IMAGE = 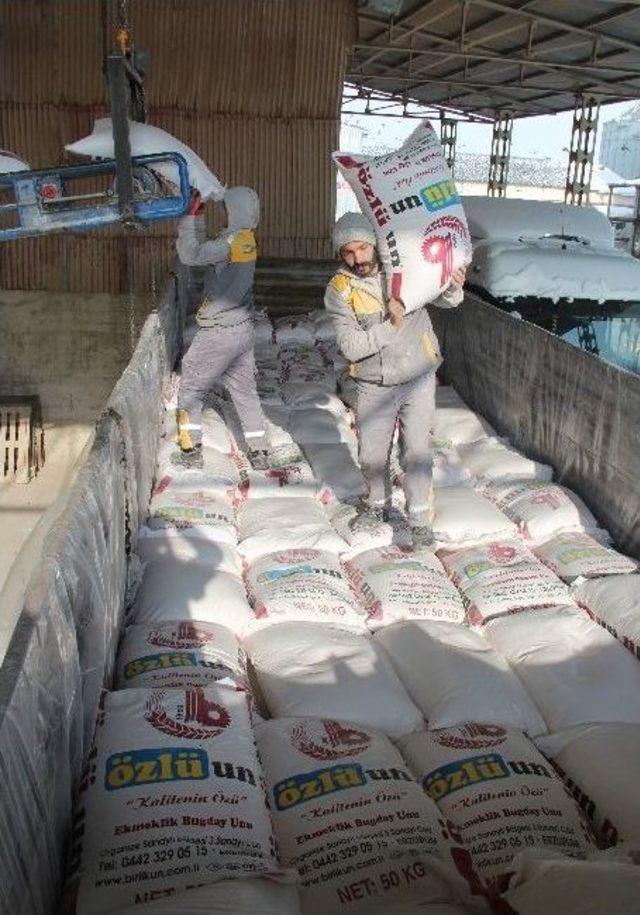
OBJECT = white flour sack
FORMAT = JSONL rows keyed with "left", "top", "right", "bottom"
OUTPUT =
{"left": 533, "top": 532, "right": 638, "bottom": 583}
{"left": 499, "top": 849, "right": 640, "bottom": 915}
{"left": 147, "top": 487, "right": 237, "bottom": 545}
{"left": 399, "top": 725, "right": 594, "bottom": 887}
{"left": 245, "top": 549, "right": 366, "bottom": 629}
{"left": 480, "top": 481, "right": 604, "bottom": 544}
{"left": 538, "top": 724, "right": 640, "bottom": 851}
{"left": 237, "top": 497, "right": 347, "bottom": 563}
{"left": 113, "top": 879, "right": 302, "bottom": 915}
{"left": 65, "top": 688, "right": 281, "bottom": 915}
{"left": 136, "top": 531, "right": 242, "bottom": 574}
{"left": 333, "top": 121, "right": 471, "bottom": 313}
{"left": 573, "top": 574, "right": 640, "bottom": 658}
{"left": 129, "top": 559, "right": 255, "bottom": 635}
{"left": 244, "top": 624, "right": 422, "bottom": 739}
{"left": 437, "top": 540, "right": 570, "bottom": 625}
{"left": 433, "top": 487, "right": 517, "bottom": 548}
{"left": 483, "top": 606, "right": 640, "bottom": 732}
{"left": 345, "top": 546, "right": 465, "bottom": 628}
{"left": 115, "top": 621, "right": 247, "bottom": 690}
{"left": 375, "top": 621, "right": 546, "bottom": 736}
{"left": 255, "top": 717, "right": 464, "bottom": 914}
{"left": 234, "top": 455, "right": 320, "bottom": 501}
{"left": 329, "top": 503, "right": 393, "bottom": 555}
{"left": 155, "top": 440, "right": 239, "bottom": 496}
{"left": 432, "top": 407, "right": 496, "bottom": 450}
{"left": 457, "top": 439, "right": 553, "bottom": 485}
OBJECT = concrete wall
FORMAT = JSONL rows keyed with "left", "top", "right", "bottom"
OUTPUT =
{"left": 0, "top": 290, "right": 153, "bottom": 423}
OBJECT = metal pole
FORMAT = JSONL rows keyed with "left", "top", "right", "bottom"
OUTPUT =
{"left": 107, "top": 53, "right": 136, "bottom": 225}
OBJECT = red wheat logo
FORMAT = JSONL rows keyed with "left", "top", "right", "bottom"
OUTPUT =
{"left": 291, "top": 719, "right": 371, "bottom": 760}
{"left": 145, "top": 688, "right": 231, "bottom": 740}
{"left": 434, "top": 723, "right": 507, "bottom": 750}
{"left": 421, "top": 215, "right": 469, "bottom": 286}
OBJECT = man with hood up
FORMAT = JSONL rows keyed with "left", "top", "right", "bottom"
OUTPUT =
{"left": 175, "top": 185, "right": 269, "bottom": 469}
{"left": 325, "top": 211, "right": 466, "bottom": 548}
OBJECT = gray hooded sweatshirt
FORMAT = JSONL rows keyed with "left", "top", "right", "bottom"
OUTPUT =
{"left": 324, "top": 266, "right": 462, "bottom": 386}
{"left": 176, "top": 186, "right": 260, "bottom": 328}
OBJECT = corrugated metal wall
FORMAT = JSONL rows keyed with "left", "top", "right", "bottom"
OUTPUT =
{"left": 0, "top": 0, "right": 355, "bottom": 292}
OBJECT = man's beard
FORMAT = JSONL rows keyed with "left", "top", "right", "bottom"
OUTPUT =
{"left": 345, "top": 252, "right": 379, "bottom": 278}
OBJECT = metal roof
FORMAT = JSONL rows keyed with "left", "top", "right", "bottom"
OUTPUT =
{"left": 350, "top": 0, "right": 640, "bottom": 119}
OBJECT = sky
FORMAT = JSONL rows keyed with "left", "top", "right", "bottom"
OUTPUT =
{"left": 341, "top": 98, "right": 638, "bottom": 165}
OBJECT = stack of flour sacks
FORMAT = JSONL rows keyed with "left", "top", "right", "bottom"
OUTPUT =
{"left": 64, "top": 311, "right": 640, "bottom": 914}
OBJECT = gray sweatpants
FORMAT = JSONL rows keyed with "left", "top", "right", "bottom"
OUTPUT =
{"left": 179, "top": 321, "right": 266, "bottom": 449}
{"left": 355, "top": 372, "right": 436, "bottom": 525}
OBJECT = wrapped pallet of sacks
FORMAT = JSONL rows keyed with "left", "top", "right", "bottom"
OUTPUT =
{"left": 114, "top": 879, "right": 302, "bottom": 915}
{"left": 233, "top": 453, "right": 321, "bottom": 501}
{"left": 538, "top": 724, "right": 640, "bottom": 851}
{"left": 63, "top": 688, "right": 284, "bottom": 915}
{"left": 334, "top": 121, "right": 471, "bottom": 313}
{"left": 244, "top": 549, "right": 366, "bottom": 629}
{"left": 245, "top": 623, "right": 423, "bottom": 737}
{"left": 303, "top": 446, "right": 367, "bottom": 503}
{"left": 399, "top": 725, "right": 595, "bottom": 887}
{"left": 146, "top": 487, "right": 237, "bottom": 545}
{"left": 457, "top": 439, "right": 553, "bottom": 485}
{"left": 437, "top": 540, "right": 571, "bottom": 625}
{"left": 129, "top": 558, "right": 255, "bottom": 635}
{"left": 483, "top": 606, "right": 640, "bottom": 732}
{"left": 256, "top": 717, "right": 466, "bottom": 914}
{"left": 115, "top": 620, "right": 247, "bottom": 690}
{"left": 376, "top": 621, "right": 546, "bottom": 736}
{"left": 479, "top": 481, "right": 604, "bottom": 545}
{"left": 329, "top": 503, "right": 393, "bottom": 554}
{"left": 345, "top": 546, "right": 465, "bottom": 627}
{"left": 573, "top": 574, "right": 640, "bottom": 658}
{"left": 498, "top": 849, "right": 640, "bottom": 915}
{"left": 432, "top": 486, "right": 517, "bottom": 548}
{"left": 155, "top": 440, "right": 239, "bottom": 495}
{"left": 237, "top": 497, "right": 347, "bottom": 563}
{"left": 136, "top": 530, "right": 242, "bottom": 572}
{"left": 533, "top": 532, "right": 637, "bottom": 584}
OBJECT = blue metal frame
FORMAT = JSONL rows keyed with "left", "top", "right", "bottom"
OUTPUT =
{"left": 0, "top": 151, "right": 190, "bottom": 241}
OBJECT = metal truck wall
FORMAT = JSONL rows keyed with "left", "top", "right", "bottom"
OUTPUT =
{"left": 0, "top": 0, "right": 356, "bottom": 292}
{"left": 432, "top": 294, "right": 640, "bottom": 558}
{"left": 0, "top": 280, "right": 181, "bottom": 915}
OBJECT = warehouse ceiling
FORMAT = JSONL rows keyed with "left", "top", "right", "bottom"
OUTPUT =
{"left": 350, "top": 0, "right": 640, "bottom": 119}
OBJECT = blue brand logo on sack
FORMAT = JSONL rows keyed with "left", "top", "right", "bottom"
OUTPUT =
{"left": 261, "top": 564, "right": 314, "bottom": 582}
{"left": 105, "top": 748, "right": 209, "bottom": 790}
{"left": 123, "top": 651, "right": 198, "bottom": 680}
{"left": 420, "top": 179, "right": 460, "bottom": 212}
{"left": 274, "top": 763, "right": 366, "bottom": 810}
{"left": 422, "top": 753, "right": 509, "bottom": 802}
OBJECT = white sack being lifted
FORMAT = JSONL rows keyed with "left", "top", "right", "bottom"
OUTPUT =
{"left": 115, "top": 620, "right": 247, "bottom": 690}
{"left": 399, "top": 725, "right": 595, "bottom": 884}
{"left": 437, "top": 539, "right": 570, "bottom": 625}
{"left": 483, "top": 606, "right": 640, "bottom": 732}
{"left": 255, "top": 717, "right": 463, "bottom": 914}
{"left": 376, "top": 620, "right": 546, "bottom": 736}
{"left": 345, "top": 545, "right": 465, "bottom": 627}
{"left": 129, "top": 558, "right": 255, "bottom": 635}
{"left": 244, "top": 549, "right": 367, "bottom": 629}
{"left": 64, "top": 688, "right": 281, "bottom": 915}
{"left": 333, "top": 121, "right": 471, "bottom": 313}
{"left": 0, "top": 151, "right": 30, "bottom": 173}
{"left": 573, "top": 573, "right": 640, "bottom": 657}
{"left": 66, "top": 118, "right": 225, "bottom": 200}
{"left": 538, "top": 723, "right": 640, "bottom": 851}
{"left": 244, "top": 623, "right": 423, "bottom": 739}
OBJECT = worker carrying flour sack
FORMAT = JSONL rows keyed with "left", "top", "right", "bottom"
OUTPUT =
{"left": 325, "top": 211, "right": 466, "bottom": 548}
{"left": 175, "top": 185, "right": 270, "bottom": 469}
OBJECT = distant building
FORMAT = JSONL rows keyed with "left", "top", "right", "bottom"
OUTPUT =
{"left": 600, "top": 105, "right": 640, "bottom": 180}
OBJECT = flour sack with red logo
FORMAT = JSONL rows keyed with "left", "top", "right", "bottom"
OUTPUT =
{"left": 65, "top": 688, "right": 281, "bottom": 915}
{"left": 333, "top": 121, "right": 471, "bottom": 313}
{"left": 256, "top": 717, "right": 465, "bottom": 914}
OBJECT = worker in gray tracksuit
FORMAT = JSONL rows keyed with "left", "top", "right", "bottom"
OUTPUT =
{"left": 324, "top": 211, "right": 466, "bottom": 547}
{"left": 175, "top": 185, "right": 269, "bottom": 468}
